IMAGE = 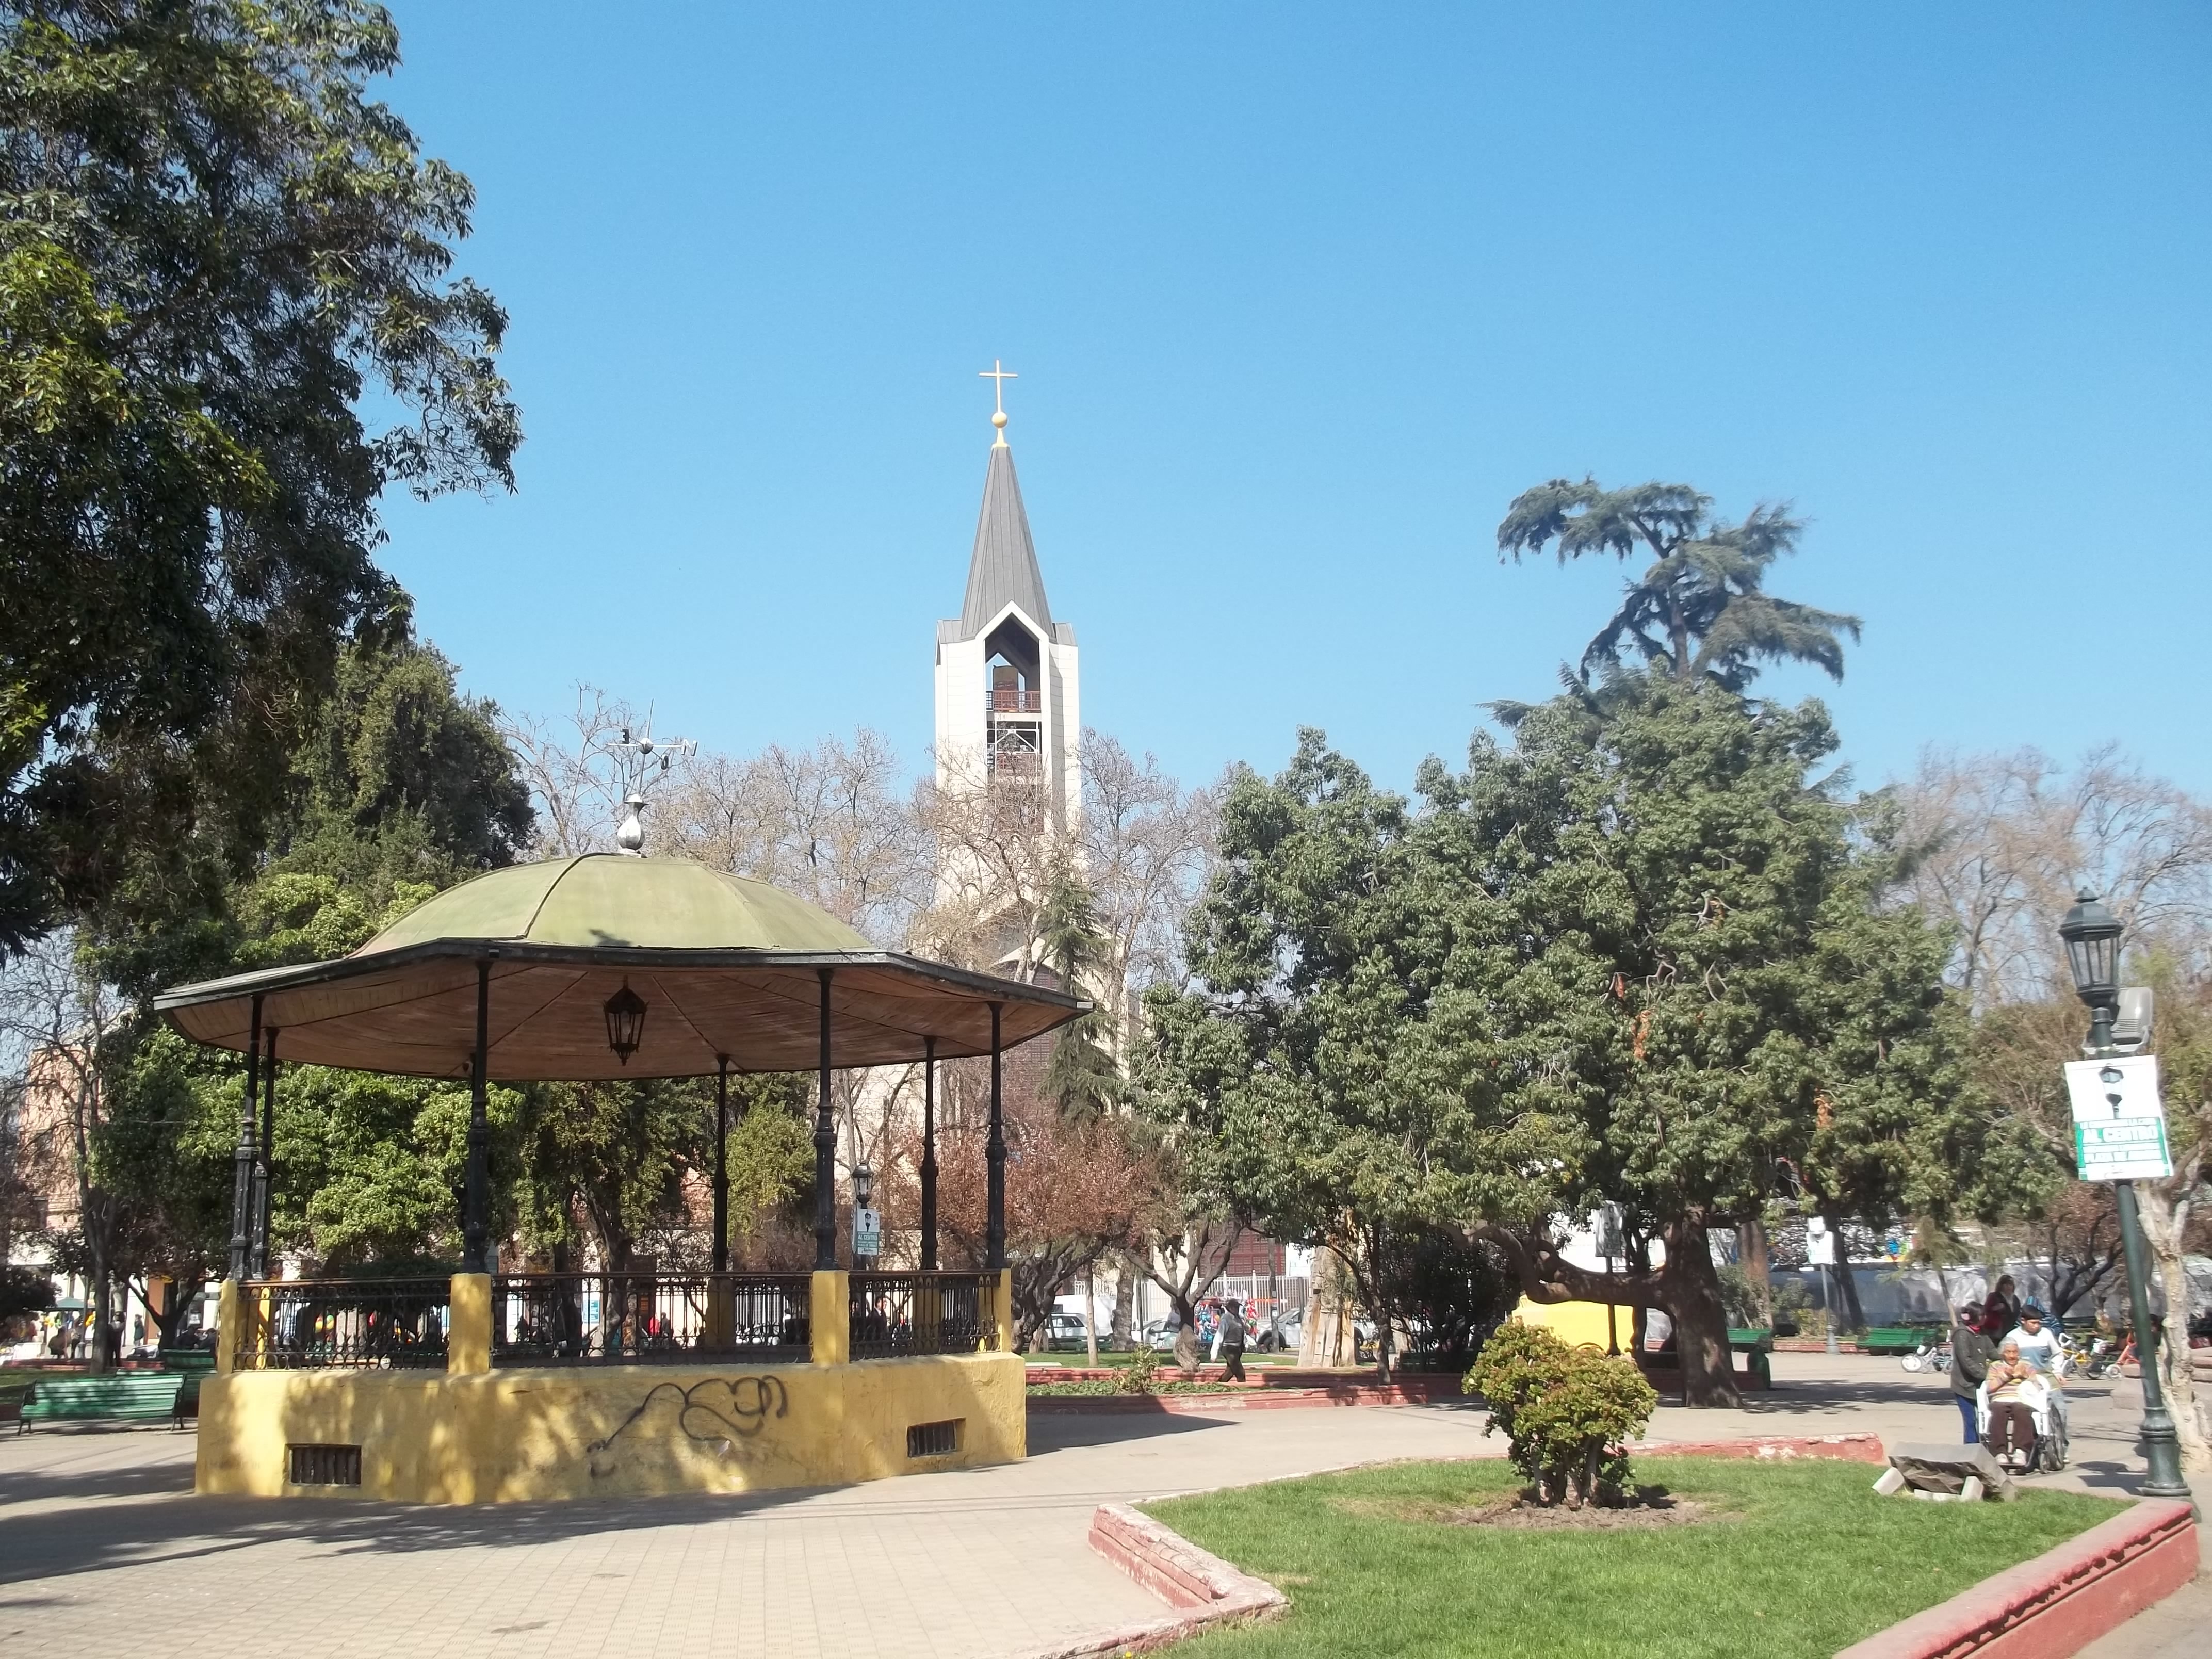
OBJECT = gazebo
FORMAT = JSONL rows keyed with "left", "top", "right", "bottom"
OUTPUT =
{"left": 154, "top": 853, "right": 1082, "bottom": 1503}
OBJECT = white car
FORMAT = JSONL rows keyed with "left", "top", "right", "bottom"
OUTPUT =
{"left": 1042, "top": 1312, "right": 1088, "bottom": 1352}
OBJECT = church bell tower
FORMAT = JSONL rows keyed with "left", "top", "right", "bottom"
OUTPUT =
{"left": 933, "top": 365, "right": 1080, "bottom": 833}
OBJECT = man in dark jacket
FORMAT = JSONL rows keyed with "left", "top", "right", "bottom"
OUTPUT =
{"left": 1219, "top": 1301, "right": 1249, "bottom": 1382}
{"left": 1951, "top": 1304, "right": 1995, "bottom": 1443}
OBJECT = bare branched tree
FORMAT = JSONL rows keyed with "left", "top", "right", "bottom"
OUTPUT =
{"left": 655, "top": 729, "right": 932, "bottom": 947}
{"left": 0, "top": 935, "right": 126, "bottom": 1369}
{"left": 1899, "top": 746, "right": 2212, "bottom": 1468}
{"left": 1899, "top": 745, "right": 2212, "bottom": 1006}
{"left": 498, "top": 685, "right": 643, "bottom": 858}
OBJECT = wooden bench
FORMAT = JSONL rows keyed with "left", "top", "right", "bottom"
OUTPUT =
{"left": 1857, "top": 1326, "right": 1941, "bottom": 1355}
{"left": 19, "top": 1372, "right": 184, "bottom": 1429}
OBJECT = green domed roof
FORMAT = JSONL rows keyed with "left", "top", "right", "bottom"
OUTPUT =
{"left": 360, "top": 854, "right": 873, "bottom": 955}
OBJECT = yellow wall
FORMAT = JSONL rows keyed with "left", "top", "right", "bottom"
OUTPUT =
{"left": 1512, "top": 1295, "right": 1633, "bottom": 1352}
{"left": 196, "top": 1352, "right": 1027, "bottom": 1504}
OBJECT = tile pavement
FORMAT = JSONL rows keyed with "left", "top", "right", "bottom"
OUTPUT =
{"left": 1, "top": 1353, "right": 2201, "bottom": 1657}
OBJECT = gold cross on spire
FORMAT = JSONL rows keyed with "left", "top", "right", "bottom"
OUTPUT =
{"left": 979, "top": 360, "right": 1016, "bottom": 444}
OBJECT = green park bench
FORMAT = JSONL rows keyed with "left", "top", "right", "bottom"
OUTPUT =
{"left": 1727, "top": 1327, "right": 1774, "bottom": 1388}
{"left": 159, "top": 1351, "right": 216, "bottom": 1426}
{"left": 19, "top": 1372, "right": 184, "bottom": 1429}
{"left": 1856, "top": 1326, "right": 1941, "bottom": 1355}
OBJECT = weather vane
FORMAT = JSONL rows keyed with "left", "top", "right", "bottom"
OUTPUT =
{"left": 608, "top": 712, "right": 696, "bottom": 855}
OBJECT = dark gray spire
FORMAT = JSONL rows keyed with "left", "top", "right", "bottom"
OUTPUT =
{"left": 958, "top": 440, "right": 1052, "bottom": 639}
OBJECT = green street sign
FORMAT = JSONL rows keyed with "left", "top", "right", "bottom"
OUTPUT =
{"left": 2063, "top": 1055, "right": 2173, "bottom": 1182}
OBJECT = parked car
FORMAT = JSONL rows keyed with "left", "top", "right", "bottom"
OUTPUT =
{"left": 1142, "top": 1318, "right": 1182, "bottom": 1353}
{"left": 1042, "top": 1312, "right": 1089, "bottom": 1352}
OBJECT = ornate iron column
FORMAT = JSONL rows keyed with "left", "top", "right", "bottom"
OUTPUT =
{"left": 250, "top": 1028, "right": 279, "bottom": 1278}
{"left": 814, "top": 968, "right": 836, "bottom": 1270}
{"left": 228, "top": 994, "right": 264, "bottom": 1280}
{"left": 920, "top": 1036, "right": 938, "bottom": 1271}
{"left": 713, "top": 1055, "right": 730, "bottom": 1274}
{"left": 463, "top": 957, "right": 492, "bottom": 1272}
{"left": 986, "top": 1002, "right": 1006, "bottom": 1270}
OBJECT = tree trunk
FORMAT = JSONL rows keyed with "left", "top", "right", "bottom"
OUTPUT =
{"left": 2134, "top": 1179, "right": 2212, "bottom": 1472}
{"left": 1110, "top": 1252, "right": 1135, "bottom": 1347}
{"left": 1662, "top": 1215, "right": 1741, "bottom": 1408}
{"left": 1170, "top": 1291, "right": 1200, "bottom": 1372}
{"left": 1823, "top": 1219, "right": 1868, "bottom": 1334}
{"left": 1736, "top": 1220, "right": 1772, "bottom": 1327}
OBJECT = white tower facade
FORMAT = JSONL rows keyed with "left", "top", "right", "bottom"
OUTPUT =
{"left": 933, "top": 404, "right": 1080, "bottom": 832}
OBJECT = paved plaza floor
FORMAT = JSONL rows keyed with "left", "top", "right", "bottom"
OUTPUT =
{"left": 0, "top": 1353, "right": 2202, "bottom": 1657}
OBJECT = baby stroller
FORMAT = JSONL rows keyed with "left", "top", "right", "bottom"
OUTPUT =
{"left": 1976, "top": 1374, "right": 2069, "bottom": 1472}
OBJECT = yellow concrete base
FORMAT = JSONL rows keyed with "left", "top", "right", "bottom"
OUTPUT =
{"left": 1512, "top": 1295, "right": 1633, "bottom": 1352}
{"left": 196, "top": 1352, "right": 1026, "bottom": 1504}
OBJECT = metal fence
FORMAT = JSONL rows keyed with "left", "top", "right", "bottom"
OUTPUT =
{"left": 490, "top": 1272, "right": 811, "bottom": 1367}
{"left": 233, "top": 1278, "right": 451, "bottom": 1371}
{"left": 848, "top": 1272, "right": 998, "bottom": 1360}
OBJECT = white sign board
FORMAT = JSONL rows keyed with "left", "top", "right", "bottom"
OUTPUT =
{"left": 852, "top": 1207, "right": 882, "bottom": 1258}
{"left": 1804, "top": 1216, "right": 1836, "bottom": 1267}
{"left": 2064, "top": 1054, "right": 2173, "bottom": 1181}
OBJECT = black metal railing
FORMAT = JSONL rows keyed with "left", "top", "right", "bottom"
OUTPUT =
{"left": 849, "top": 1271, "right": 998, "bottom": 1360}
{"left": 490, "top": 1272, "right": 811, "bottom": 1367}
{"left": 234, "top": 1278, "right": 451, "bottom": 1371}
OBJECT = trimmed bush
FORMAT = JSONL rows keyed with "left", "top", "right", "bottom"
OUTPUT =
{"left": 1467, "top": 1319, "right": 1658, "bottom": 1508}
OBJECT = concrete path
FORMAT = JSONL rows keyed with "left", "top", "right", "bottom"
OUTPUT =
{"left": 0, "top": 1395, "right": 1502, "bottom": 1658}
{"left": 1, "top": 1352, "right": 2200, "bottom": 1657}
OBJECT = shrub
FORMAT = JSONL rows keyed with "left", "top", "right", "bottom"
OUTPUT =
{"left": 1466, "top": 1320, "right": 1659, "bottom": 1508}
{"left": 1118, "top": 1346, "right": 1161, "bottom": 1394}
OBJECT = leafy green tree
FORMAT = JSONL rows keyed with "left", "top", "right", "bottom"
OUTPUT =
{"left": 1143, "top": 739, "right": 1493, "bottom": 1381}
{"left": 1037, "top": 859, "right": 1122, "bottom": 1117}
{"left": 80, "top": 613, "right": 528, "bottom": 1282}
{"left": 1153, "top": 678, "right": 1986, "bottom": 1406}
{"left": 0, "top": 0, "right": 519, "bottom": 954}
{"left": 514, "top": 1079, "right": 710, "bottom": 1273}
{"left": 1497, "top": 479, "right": 1860, "bottom": 690}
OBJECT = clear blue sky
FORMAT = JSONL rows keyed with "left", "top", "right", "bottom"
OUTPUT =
{"left": 377, "top": 3, "right": 2211, "bottom": 800}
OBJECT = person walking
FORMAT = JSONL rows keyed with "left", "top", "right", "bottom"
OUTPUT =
{"left": 1985, "top": 1338, "right": 2039, "bottom": 1472}
{"left": 1981, "top": 1275, "right": 2021, "bottom": 1341}
{"left": 1950, "top": 1305, "right": 1994, "bottom": 1444}
{"left": 1219, "top": 1299, "right": 1249, "bottom": 1382}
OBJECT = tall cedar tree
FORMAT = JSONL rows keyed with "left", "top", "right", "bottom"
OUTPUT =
{"left": 1497, "top": 479, "right": 1860, "bottom": 692}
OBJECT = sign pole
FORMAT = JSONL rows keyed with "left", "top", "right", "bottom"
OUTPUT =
{"left": 2085, "top": 1004, "right": 2190, "bottom": 1499}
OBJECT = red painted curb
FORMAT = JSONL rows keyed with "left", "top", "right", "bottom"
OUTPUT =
{"left": 1018, "top": 1504, "right": 1285, "bottom": 1657}
{"left": 1637, "top": 1433, "right": 1889, "bottom": 1465}
{"left": 1834, "top": 1499, "right": 2198, "bottom": 1659}
{"left": 1029, "top": 1384, "right": 1454, "bottom": 1414}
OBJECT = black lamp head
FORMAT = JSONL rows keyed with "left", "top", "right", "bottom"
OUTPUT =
{"left": 2057, "top": 890, "right": 2123, "bottom": 1009}
{"left": 603, "top": 980, "right": 647, "bottom": 1064}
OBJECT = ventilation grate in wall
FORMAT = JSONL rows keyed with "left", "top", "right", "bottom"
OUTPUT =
{"left": 288, "top": 1443, "right": 363, "bottom": 1486}
{"left": 906, "top": 1419, "right": 961, "bottom": 1458}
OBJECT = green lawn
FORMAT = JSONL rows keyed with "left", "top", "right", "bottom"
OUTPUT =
{"left": 1142, "top": 1456, "right": 2124, "bottom": 1658}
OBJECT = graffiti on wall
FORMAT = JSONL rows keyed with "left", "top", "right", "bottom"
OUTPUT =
{"left": 588, "top": 1374, "right": 789, "bottom": 1478}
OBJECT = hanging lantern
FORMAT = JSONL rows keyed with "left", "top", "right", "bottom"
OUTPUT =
{"left": 603, "top": 980, "right": 647, "bottom": 1064}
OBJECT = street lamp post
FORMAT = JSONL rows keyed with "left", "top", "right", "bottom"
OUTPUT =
{"left": 2058, "top": 891, "right": 2191, "bottom": 1500}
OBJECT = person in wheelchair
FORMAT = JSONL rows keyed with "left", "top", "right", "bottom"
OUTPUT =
{"left": 2000, "top": 1304, "right": 2070, "bottom": 1462}
{"left": 1980, "top": 1338, "right": 2044, "bottom": 1472}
